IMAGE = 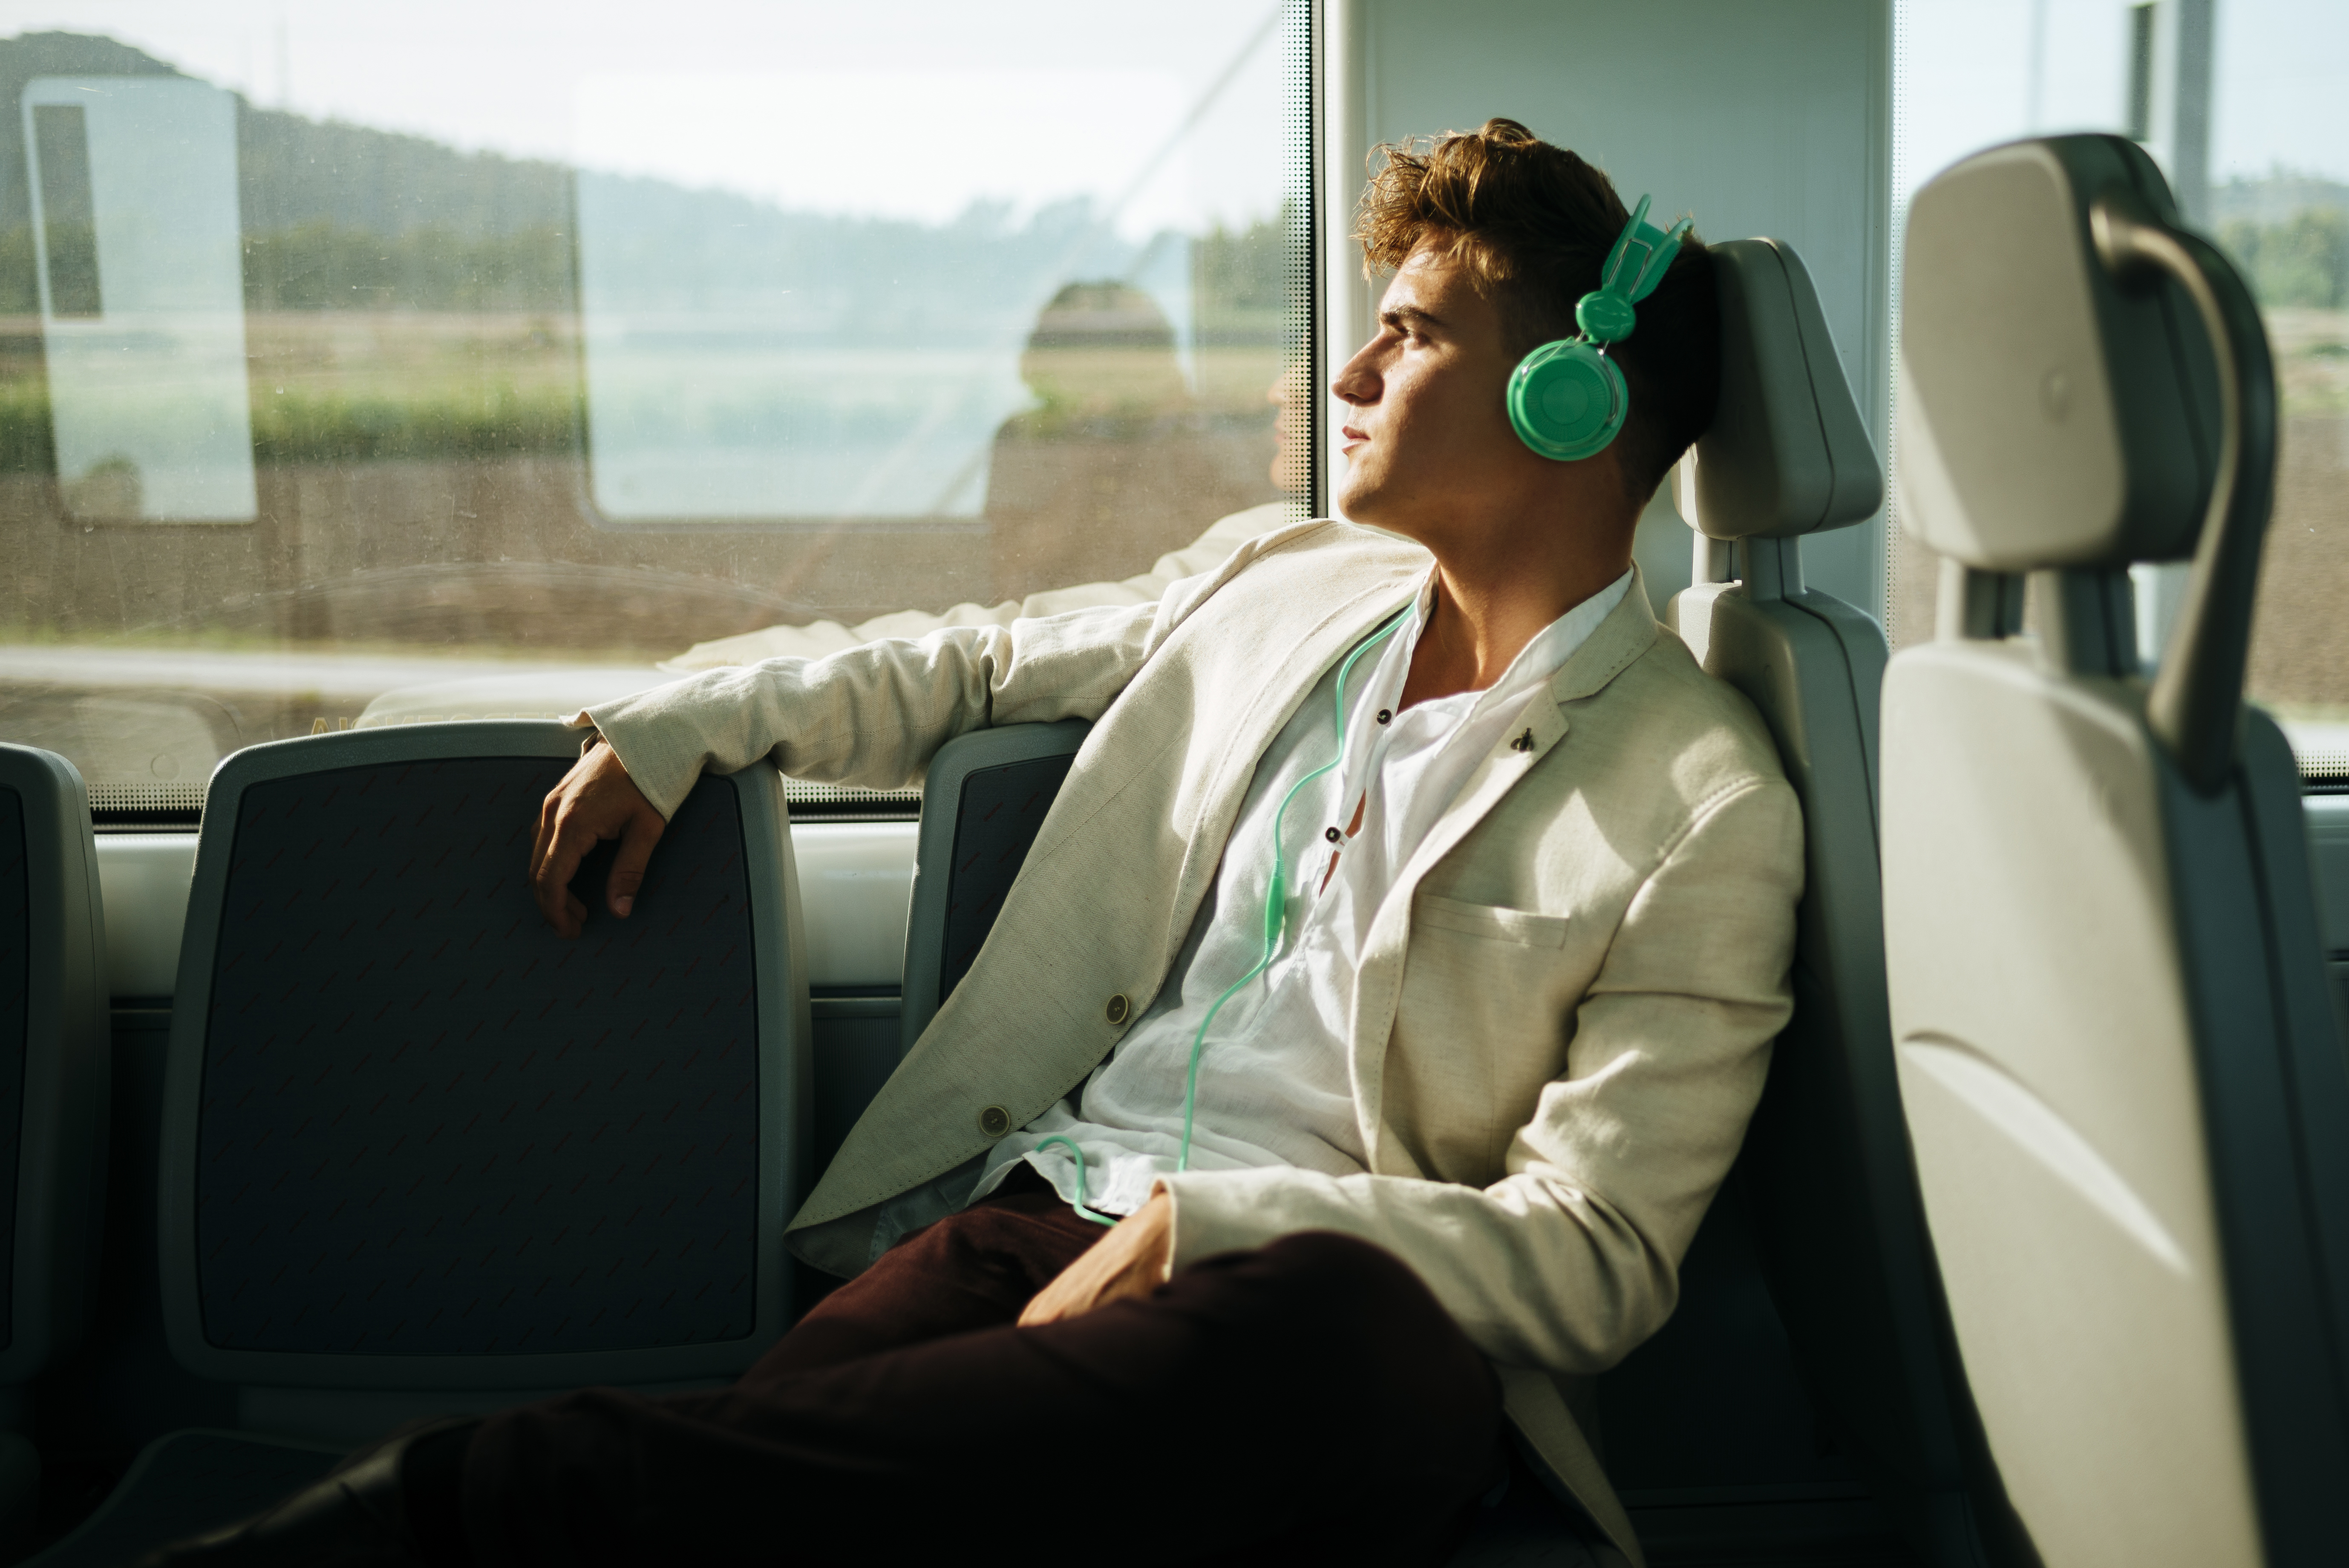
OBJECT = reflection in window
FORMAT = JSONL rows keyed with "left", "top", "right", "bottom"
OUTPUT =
{"left": 572, "top": 67, "right": 1253, "bottom": 528}
{"left": 574, "top": 162, "right": 1098, "bottom": 523}
{"left": 23, "top": 76, "right": 254, "bottom": 522}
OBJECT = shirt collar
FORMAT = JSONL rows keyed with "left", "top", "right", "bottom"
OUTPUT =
{"left": 1396, "top": 565, "right": 1635, "bottom": 715}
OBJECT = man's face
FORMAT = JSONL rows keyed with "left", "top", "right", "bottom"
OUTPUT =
{"left": 1332, "top": 244, "right": 1542, "bottom": 537}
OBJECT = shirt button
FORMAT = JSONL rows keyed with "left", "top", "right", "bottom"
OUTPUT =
{"left": 1377, "top": 709, "right": 1392, "bottom": 725}
{"left": 978, "top": 1105, "right": 1011, "bottom": 1138}
{"left": 1105, "top": 993, "right": 1131, "bottom": 1025}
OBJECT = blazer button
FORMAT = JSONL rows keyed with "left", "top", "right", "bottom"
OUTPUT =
{"left": 978, "top": 1105, "right": 1011, "bottom": 1138}
{"left": 1105, "top": 993, "right": 1131, "bottom": 1025}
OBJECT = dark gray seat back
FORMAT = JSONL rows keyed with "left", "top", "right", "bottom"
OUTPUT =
{"left": 0, "top": 744, "right": 109, "bottom": 1387}
{"left": 160, "top": 722, "right": 809, "bottom": 1404}
{"left": 899, "top": 720, "right": 1091, "bottom": 1058}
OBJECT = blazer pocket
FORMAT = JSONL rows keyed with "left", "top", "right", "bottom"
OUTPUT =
{"left": 1413, "top": 892, "right": 1571, "bottom": 949}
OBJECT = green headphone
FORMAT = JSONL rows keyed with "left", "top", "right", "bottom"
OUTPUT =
{"left": 1505, "top": 194, "right": 1692, "bottom": 461}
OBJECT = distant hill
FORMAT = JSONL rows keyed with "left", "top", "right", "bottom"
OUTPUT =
{"left": 0, "top": 30, "right": 568, "bottom": 240}
{"left": 0, "top": 30, "right": 575, "bottom": 314}
{"left": 0, "top": 29, "right": 1294, "bottom": 329}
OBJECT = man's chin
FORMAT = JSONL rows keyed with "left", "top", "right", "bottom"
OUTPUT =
{"left": 1334, "top": 473, "right": 1385, "bottom": 527}
{"left": 1336, "top": 490, "right": 1418, "bottom": 542}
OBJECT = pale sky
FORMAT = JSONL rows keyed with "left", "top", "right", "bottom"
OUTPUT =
{"left": 569, "top": 71, "right": 1191, "bottom": 231}
{"left": 0, "top": 0, "right": 1293, "bottom": 236}
{"left": 1898, "top": 0, "right": 2349, "bottom": 196}
{"left": 3, "top": 1, "right": 2337, "bottom": 219}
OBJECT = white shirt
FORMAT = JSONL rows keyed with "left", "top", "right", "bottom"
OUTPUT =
{"left": 969, "top": 566, "right": 1634, "bottom": 1219}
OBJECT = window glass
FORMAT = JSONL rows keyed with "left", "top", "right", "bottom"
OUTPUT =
{"left": 0, "top": 3, "right": 1311, "bottom": 815}
{"left": 1891, "top": 0, "right": 2349, "bottom": 780}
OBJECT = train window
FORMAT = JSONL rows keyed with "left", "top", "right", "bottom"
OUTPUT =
{"left": 0, "top": 3, "right": 1312, "bottom": 819}
{"left": 1891, "top": 0, "right": 2349, "bottom": 781}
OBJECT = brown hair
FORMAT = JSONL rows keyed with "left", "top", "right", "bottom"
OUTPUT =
{"left": 1355, "top": 118, "right": 1719, "bottom": 503}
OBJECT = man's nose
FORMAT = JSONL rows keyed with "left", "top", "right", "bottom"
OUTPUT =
{"left": 1331, "top": 349, "right": 1378, "bottom": 407}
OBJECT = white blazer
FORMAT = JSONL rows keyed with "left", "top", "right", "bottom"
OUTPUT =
{"left": 588, "top": 519, "right": 1804, "bottom": 1565}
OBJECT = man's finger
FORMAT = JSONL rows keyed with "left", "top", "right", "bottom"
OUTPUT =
{"left": 530, "top": 752, "right": 591, "bottom": 892}
{"left": 529, "top": 789, "right": 560, "bottom": 891}
{"left": 532, "top": 807, "right": 597, "bottom": 937}
{"left": 607, "top": 806, "right": 665, "bottom": 919}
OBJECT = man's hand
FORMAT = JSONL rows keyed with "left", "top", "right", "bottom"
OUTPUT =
{"left": 1018, "top": 1190, "right": 1175, "bottom": 1326}
{"left": 530, "top": 738, "right": 665, "bottom": 938}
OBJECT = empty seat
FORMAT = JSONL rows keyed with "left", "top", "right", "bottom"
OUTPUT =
{"left": 899, "top": 718, "right": 1090, "bottom": 1057}
{"left": 1669, "top": 240, "right": 2021, "bottom": 1565}
{"left": 1884, "top": 133, "right": 2349, "bottom": 1565}
{"left": 0, "top": 744, "right": 111, "bottom": 1552}
{"left": 30, "top": 721, "right": 811, "bottom": 1565}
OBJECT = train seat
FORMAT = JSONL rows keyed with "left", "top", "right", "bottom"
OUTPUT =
{"left": 898, "top": 718, "right": 1092, "bottom": 1058}
{"left": 1883, "top": 133, "right": 2349, "bottom": 1565}
{"left": 0, "top": 744, "right": 111, "bottom": 1555}
{"left": 1665, "top": 239, "right": 2020, "bottom": 1565}
{"left": 26, "top": 721, "right": 812, "bottom": 1566}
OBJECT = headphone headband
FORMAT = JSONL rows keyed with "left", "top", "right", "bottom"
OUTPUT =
{"left": 1593, "top": 194, "right": 1695, "bottom": 325}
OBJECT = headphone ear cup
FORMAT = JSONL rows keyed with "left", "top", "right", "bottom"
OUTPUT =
{"left": 1507, "top": 339, "right": 1627, "bottom": 462}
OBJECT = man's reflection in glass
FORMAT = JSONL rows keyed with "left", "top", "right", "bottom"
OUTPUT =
{"left": 664, "top": 300, "right": 1309, "bottom": 673}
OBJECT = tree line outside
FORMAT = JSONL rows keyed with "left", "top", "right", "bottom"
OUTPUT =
{"left": 2221, "top": 209, "right": 2349, "bottom": 312}
{"left": 0, "top": 206, "right": 1294, "bottom": 475}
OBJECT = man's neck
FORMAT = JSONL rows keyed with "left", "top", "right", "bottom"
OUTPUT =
{"left": 1397, "top": 525, "right": 1632, "bottom": 710}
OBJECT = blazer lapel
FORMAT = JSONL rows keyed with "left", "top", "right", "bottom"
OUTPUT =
{"left": 1146, "top": 574, "right": 1428, "bottom": 986}
{"left": 1347, "top": 568, "right": 1663, "bottom": 1157}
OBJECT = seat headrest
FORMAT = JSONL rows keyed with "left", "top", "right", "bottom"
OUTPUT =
{"left": 1686, "top": 237, "right": 1883, "bottom": 541}
{"left": 1896, "top": 134, "right": 2217, "bottom": 571}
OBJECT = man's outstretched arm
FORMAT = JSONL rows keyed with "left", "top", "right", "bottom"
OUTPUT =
{"left": 522, "top": 522, "right": 1326, "bottom": 936}
{"left": 578, "top": 597, "right": 1180, "bottom": 826}
{"left": 522, "top": 608, "right": 1151, "bottom": 938}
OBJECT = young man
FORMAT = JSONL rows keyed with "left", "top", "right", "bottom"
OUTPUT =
{"left": 159, "top": 120, "right": 1799, "bottom": 1568}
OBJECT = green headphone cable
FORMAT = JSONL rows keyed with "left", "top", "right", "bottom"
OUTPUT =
{"left": 1034, "top": 604, "right": 1416, "bottom": 1230}
{"left": 1173, "top": 604, "right": 1414, "bottom": 1173}
{"left": 1033, "top": 1134, "right": 1119, "bottom": 1226}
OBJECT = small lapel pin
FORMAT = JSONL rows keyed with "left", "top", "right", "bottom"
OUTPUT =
{"left": 1510, "top": 729, "right": 1537, "bottom": 754}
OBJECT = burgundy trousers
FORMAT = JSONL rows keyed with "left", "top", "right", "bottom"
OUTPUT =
{"left": 462, "top": 1168, "right": 1506, "bottom": 1566}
